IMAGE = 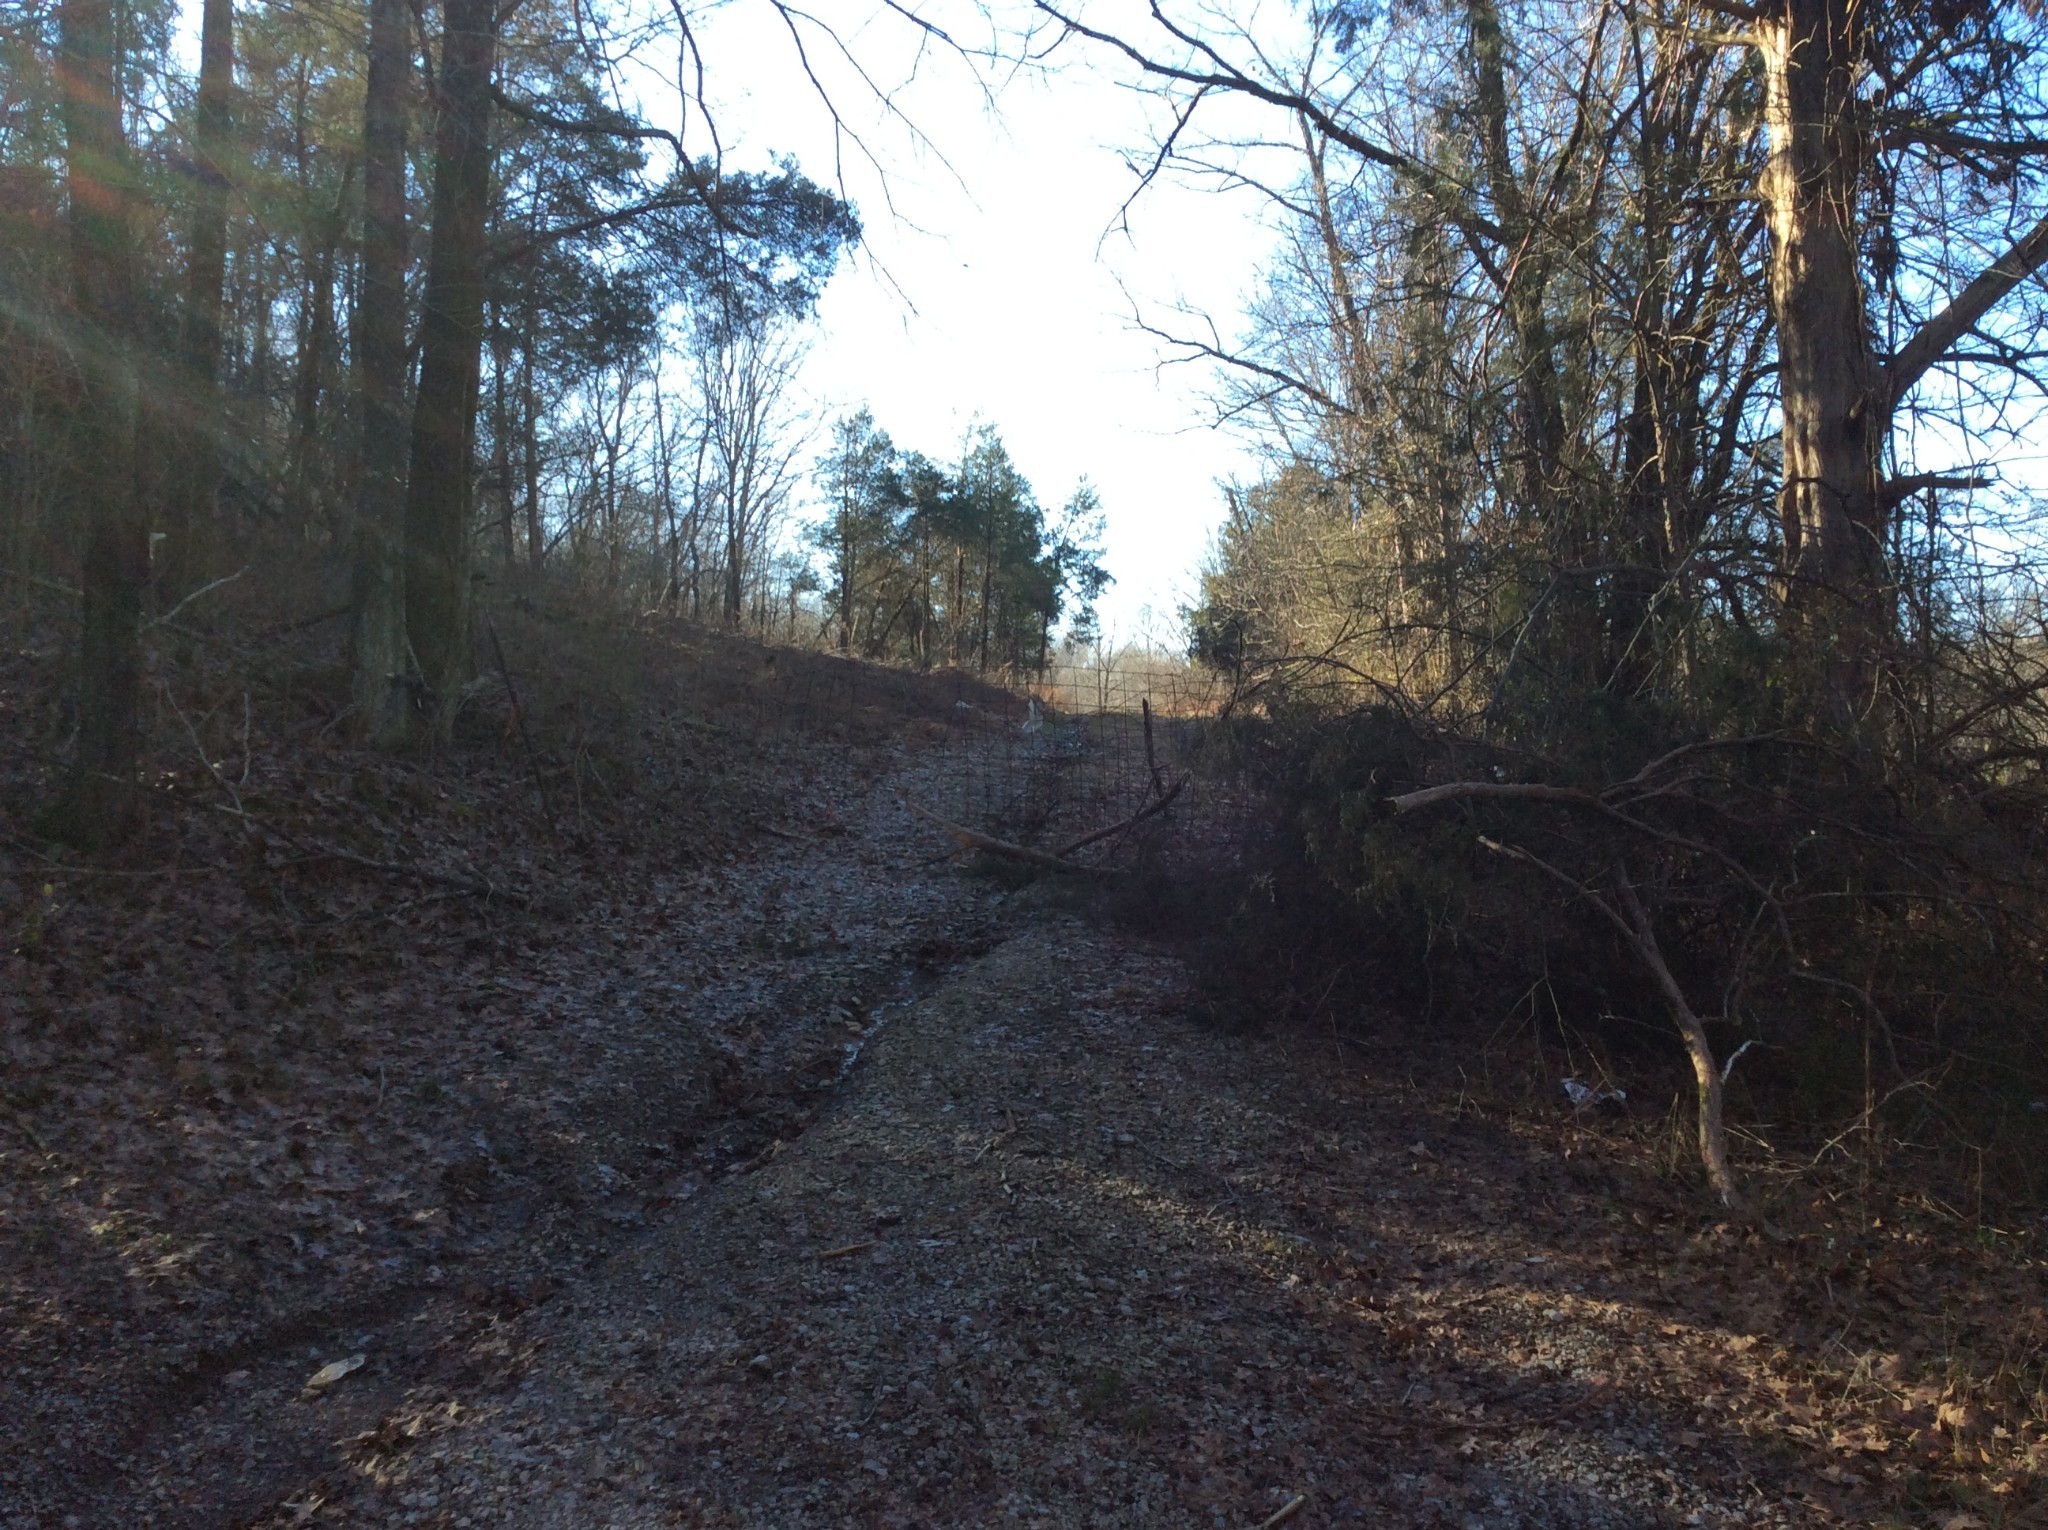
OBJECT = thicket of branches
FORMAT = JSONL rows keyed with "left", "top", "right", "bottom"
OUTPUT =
{"left": 1045, "top": 0, "right": 2048, "bottom": 1207}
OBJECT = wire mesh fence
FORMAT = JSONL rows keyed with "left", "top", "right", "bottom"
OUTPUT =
{"left": 635, "top": 623, "right": 1254, "bottom": 872}
{"left": 935, "top": 660, "right": 1242, "bottom": 870}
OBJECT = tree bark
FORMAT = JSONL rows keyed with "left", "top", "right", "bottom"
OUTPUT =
{"left": 53, "top": 0, "right": 149, "bottom": 843}
{"left": 403, "top": 0, "right": 499, "bottom": 736}
{"left": 348, "top": 0, "right": 412, "bottom": 740}
{"left": 162, "top": 0, "right": 233, "bottom": 601}
{"left": 1757, "top": 0, "right": 1888, "bottom": 715}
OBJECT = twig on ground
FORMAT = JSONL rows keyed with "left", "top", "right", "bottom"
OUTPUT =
{"left": 299, "top": 845, "right": 505, "bottom": 901}
{"left": 160, "top": 680, "right": 245, "bottom": 815}
{"left": 813, "top": 1240, "right": 878, "bottom": 1261}
{"left": 1252, "top": 1494, "right": 1306, "bottom": 1530}
{"left": 1, "top": 837, "right": 231, "bottom": 877}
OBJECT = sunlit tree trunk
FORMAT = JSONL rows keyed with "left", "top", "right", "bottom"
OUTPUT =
{"left": 1757, "top": 0, "right": 1888, "bottom": 721}
{"left": 53, "top": 0, "right": 148, "bottom": 842}
{"left": 403, "top": 0, "right": 499, "bottom": 736}
{"left": 349, "top": 0, "right": 411, "bottom": 739}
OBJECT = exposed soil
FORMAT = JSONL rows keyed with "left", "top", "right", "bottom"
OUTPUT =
{"left": 2, "top": 605, "right": 2044, "bottom": 1528}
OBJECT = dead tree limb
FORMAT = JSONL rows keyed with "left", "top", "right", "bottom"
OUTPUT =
{"left": 1476, "top": 835, "right": 1743, "bottom": 1210}
{"left": 1389, "top": 780, "right": 1602, "bottom": 814}
{"left": 910, "top": 804, "right": 1119, "bottom": 877}
{"left": 1057, "top": 778, "right": 1185, "bottom": 858}
{"left": 1387, "top": 774, "right": 1794, "bottom": 954}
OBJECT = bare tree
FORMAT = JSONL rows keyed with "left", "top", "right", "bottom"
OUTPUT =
{"left": 687, "top": 308, "right": 809, "bottom": 626}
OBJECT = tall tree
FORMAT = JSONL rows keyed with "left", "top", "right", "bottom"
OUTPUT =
{"left": 688, "top": 307, "right": 807, "bottom": 625}
{"left": 1739, "top": 0, "right": 2048, "bottom": 718}
{"left": 348, "top": 0, "right": 412, "bottom": 738}
{"left": 402, "top": 0, "right": 501, "bottom": 735}
{"left": 51, "top": 0, "right": 148, "bottom": 841}
{"left": 162, "top": 0, "right": 234, "bottom": 599}
{"left": 819, "top": 407, "right": 902, "bottom": 652}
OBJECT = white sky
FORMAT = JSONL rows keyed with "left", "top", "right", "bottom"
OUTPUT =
{"left": 663, "top": 1, "right": 1284, "bottom": 644}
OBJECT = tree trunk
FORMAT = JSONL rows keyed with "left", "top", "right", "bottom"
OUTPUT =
{"left": 521, "top": 293, "right": 543, "bottom": 568}
{"left": 53, "top": 0, "right": 148, "bottom": 844}
{"left": 1758, "top": 0, "right": 1889, "bottom": 717}
{"left": 402, "top": 0, "right": 499, "bottom": 736}
{"left": 1465, "top": 0, "right": 1596, "bottom": 684}
{"left": 1612, "top": 867, "right": 1742, "bottom": 1210}
{"left": 162, "top": 0, "right": 233, "bottom": 601}
{"left": 489, "top": 301, "right": 515, "bottom": 568}
{"left": 838, "top": 502, "right": 855, "bottom": 653}
{"left": 348, "top": 0, "right": 412, "bottom": 740}
{"left": 292, "top": 160, "right": 352, "bottom": 540}
{"left": 724, "top": 497, "right": 745, "bottom": 624}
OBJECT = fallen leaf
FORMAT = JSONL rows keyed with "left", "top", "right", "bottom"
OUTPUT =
{"left": 304, "top": 1353, "right": 366, "bottom": 1393}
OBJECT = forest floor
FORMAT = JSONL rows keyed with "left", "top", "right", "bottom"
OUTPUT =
{"left": 2, "top": 597, "right": 2045, "bottom": 1529}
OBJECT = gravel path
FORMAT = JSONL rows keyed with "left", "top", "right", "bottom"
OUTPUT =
{"left": 319, "top": 917, "right": 1821, "bottom": 1529}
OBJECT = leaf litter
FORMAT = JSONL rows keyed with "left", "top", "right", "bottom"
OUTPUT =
{"left": 0, "top": 601, "right": 2042, "bottom": 1528}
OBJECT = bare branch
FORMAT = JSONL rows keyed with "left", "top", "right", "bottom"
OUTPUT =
{"left": 1886, "top": 210, "right": 2048, "bottom": 407}
{"left": 492, "top": 85, "right": 682, "bottom": 157}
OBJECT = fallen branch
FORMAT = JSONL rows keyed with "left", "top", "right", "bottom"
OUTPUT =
{"left": 910, "top": 804, "right": 1119, "bottom": 877}
{"left": 1387, "top": 780, "right": 1602, "bottom": 815}
{"left": 1251, "top": 1495, "right": 1306, "bottom": 1530}
{"left": 271, "top": 836, "right": 509, "bottom": 902}
{"left": 1386, "top": 773, "right": 1793, "bottom": 953}
{"left": 1477, "top": 835, "right": 1742, "bottom": 1210}
{"left": 1057, "top": 777, "right": 1185, "bottom": 858}
{"left": 751, "top": 820, "right": 819, "bottom": 844}
{"left": 146, "top": 565, "right": 248, "bottom": 630}
{"left": 325, "top": 850, "right": 503, "bottom": 900}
